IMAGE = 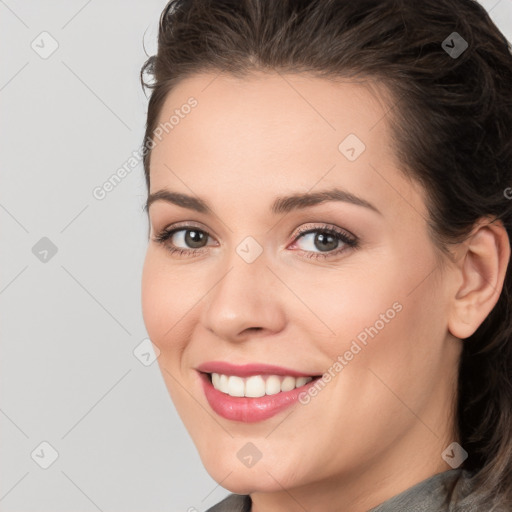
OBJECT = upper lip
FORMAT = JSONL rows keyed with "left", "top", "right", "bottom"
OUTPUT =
{"left": 196, "top": 361, "right": 321, "bottom": 378}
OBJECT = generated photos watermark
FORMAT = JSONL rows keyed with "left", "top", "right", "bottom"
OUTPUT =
{"left": 298, "top": 301, "right": 403, "bottom": 405}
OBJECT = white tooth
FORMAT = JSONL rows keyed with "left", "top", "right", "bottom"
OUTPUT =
{"left": 245, "top": 375, "right": 266, "bottom": 397}
{"left": 265, "top": 375, "right": 281, "bottom": 395}
{"left": 281, "top": 376, "right": 296, "bottom": 392}
{"left": 212, "top": 373, "right": 314, "bottom": 396}
{"left": 294, "top": 377, "right": 305, "bottom": 388}
{"left": 295, "top": 376, "right": 310, "bottom": 388}
{"left": 219, "top": 374, "right": 229, "bottom": 394}
{"left": 227, "top": 375, "right": 245, "bottom": 397}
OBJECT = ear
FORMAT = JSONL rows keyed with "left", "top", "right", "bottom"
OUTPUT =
{"left": 448, "top": 217, "right": 511, "bottom": 340}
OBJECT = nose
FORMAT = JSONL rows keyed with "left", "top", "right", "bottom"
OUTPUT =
{"left": 200, "top": 254, "right": 286, "bottom": 343}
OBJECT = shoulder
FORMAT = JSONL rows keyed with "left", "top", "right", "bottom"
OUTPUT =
{"left": 370, "top": 468, "right": 510, "bottom": 512}
{"left": 205, "top": 493, "right": 252, "bottom": 512}
{"left": 369, "top": 469, "right": 473, "bottom": 512}
{"left": 450, "top": 468, "right": 512, "bottom": 511}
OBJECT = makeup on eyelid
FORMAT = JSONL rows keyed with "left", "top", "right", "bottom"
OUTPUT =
{"left": 152, "top": 222, "right": 360, "bottom": 260}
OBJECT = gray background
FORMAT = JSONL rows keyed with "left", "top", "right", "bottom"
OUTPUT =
{"left": 1, "top": 1, "right": 511, "bottom": 511}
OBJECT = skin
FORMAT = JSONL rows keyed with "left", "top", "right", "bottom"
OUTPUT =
{"left": 141, "top": 71, "right": 510, "bottom": 512}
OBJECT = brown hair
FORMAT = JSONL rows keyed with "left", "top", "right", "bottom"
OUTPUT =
{"left": 140, "top": 0, "right": 512, "bottom": 508}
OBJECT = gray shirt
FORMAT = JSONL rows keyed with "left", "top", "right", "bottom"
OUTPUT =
{"left": 204, "top": 468, "right": 503, "bottom": 511}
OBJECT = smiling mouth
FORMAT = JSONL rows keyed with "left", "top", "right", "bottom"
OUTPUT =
{"left": 204, "top": 372, "right": 322, "bottom": 398}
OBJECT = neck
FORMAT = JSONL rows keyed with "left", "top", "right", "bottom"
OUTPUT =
{"left": 249, "top": 421, "right": 457, "bottom": 512}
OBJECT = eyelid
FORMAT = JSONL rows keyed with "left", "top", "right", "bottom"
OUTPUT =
{"left": 154, "top": 221, "right": 355, "bottom": 244}
{"left": 153, "top": 221, "right": 359, "bottom": 260}
{"left": 291, "top": 222, "right": 356, "bottom": 242}
{"left": 153, "top": 220, "right": 215, "bottom": 239}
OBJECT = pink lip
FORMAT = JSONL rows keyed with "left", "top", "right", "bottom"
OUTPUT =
{"left": 197, "top": 371, "right": 321, "bottom": 423}
{"left": 196, "top": 361, "right": 319, "bottom": 377}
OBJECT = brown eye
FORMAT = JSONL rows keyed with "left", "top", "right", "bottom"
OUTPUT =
{"left": 180, "top": 229, "right": 208, "bottom": 249}
{"left": 291, "top": 225, "right": 359, "bottom": 260}
{"left": 153, "top": 226, "right": 214, "bottom": 256}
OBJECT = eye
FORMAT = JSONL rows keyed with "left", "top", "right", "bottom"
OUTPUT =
{"left": 152, "top": 222, "right": 359, "bottom": 260}
{"left": 152, "top": 224, "right": 215, "bottom": 257}
{"left": 289, "top": 223, "right": 358, "bottom": 260}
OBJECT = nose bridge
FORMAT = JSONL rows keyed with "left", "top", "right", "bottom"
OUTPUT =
{"left": 200, "top": 241, "right": 285, "bottom": 340}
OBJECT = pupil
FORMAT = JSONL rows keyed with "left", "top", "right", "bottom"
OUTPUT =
{"left": 316, "top": 233, "right": 337, "bottom": 252}
{"left": 186, "top": 230, "right": 206, "bottom": 248}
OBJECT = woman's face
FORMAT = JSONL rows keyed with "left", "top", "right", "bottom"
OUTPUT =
{"left": 141, "top": 71, "right": 461, "bottom": 502}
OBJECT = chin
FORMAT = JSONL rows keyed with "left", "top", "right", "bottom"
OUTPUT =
{"left": 199, "top": 451, "right": 290, "bottom": 494}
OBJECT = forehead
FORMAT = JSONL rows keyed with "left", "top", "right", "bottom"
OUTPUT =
{"left": 148, "top": 71, "right": 426, "bottom": 221}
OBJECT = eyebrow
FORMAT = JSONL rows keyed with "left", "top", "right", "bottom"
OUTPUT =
{"left": 144, "top": 187, "right": 381, "bottom": 216}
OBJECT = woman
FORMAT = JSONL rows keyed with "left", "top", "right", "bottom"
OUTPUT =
{"left": 139, "top": 0, "right": 512, "bottom": 510}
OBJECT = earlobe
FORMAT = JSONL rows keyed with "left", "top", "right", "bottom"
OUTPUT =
{"left": 448, "top": 217, "right": 510, "bottom": 340}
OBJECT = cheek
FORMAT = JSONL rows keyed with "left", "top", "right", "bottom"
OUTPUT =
{"left": 296, "top": 249, "right": 443, "bottom": 404}
{"left": 141, "top": 250, "right": 185, "bottom": 349}
{"left": 318, "top": 263, "right": 446, "bottom": 425}
{"left": 141, "top": 252, "right": 163, "bottom": 339}
{"left": 288, "top": 258, "right": 402, "bottom": 356}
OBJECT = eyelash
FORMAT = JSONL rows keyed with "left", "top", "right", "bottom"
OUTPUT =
{"left": 152, "top": 223, "right": 359, "bottom": 260}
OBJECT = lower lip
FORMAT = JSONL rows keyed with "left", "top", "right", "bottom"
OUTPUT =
{"left": 198, "top": 372, "right": 320, "bottom": 423}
